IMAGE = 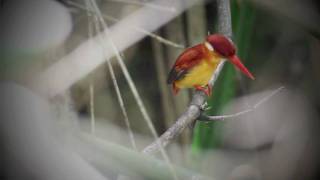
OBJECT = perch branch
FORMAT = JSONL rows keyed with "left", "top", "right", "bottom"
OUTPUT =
{"left": 199, "top": 86, "right": 285, "bottom": 121}
{"left": 143, "top": 62, "right": 226, "bottom": 154}
{"left": 143, "top": 0, "right": 233, "bottom": 154}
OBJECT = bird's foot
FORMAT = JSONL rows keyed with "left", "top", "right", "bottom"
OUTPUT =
{"left": 200, "top": 102, "right": 212, "bottom": 111}
{"left": 194, "top": 85, "right": 212, "bottom": 96}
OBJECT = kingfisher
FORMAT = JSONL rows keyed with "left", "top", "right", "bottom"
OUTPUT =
{"left": 167, "top": 34, "right": 255, "bottom": 96}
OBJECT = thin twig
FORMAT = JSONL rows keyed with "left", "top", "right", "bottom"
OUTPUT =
{"left": 106, "top": 58, "right": 138, "bottom": 150}
{"left": 87, "top": 0, "right": 138, "bottom": 150}
{"left": 67, "top": 0, "right": 185, "bottom": 49}
{"left": 143, "top": 0, "right": 233, "bottom": 154}
{"left": 199, "top": 86, "right": 285, "bottom": 121}
{"left": 89, "top": 84, "right": 96, "bottom": 134}
{"left": 106, "top": 0, "right": 176, "bottom": 13}
{"left": 87, "top": 0, "right": 96, "bottom": 136}
{"left": 253, "top": 86, "right": 285, "bottom": 108}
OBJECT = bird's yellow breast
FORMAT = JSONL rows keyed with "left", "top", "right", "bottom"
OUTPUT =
{"left": 175, "top": 56, "right": 222, "bottom": 88}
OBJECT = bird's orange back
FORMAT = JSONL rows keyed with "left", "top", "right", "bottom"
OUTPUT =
{"left": 167, "top": 43, "right": 223, "bottom": 94}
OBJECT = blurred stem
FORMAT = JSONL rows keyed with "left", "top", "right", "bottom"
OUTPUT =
{"left": 151, "top": 33, "right": 177, "bottom": 132}
{"left": 192, "top": 0, "right": 235, "bottom": 152}
{"left": 77, "top": 133, "right": 211, "bottom": 180}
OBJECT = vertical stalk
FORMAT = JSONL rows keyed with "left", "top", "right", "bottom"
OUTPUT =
{"left": 192, "top": 0, "right": 234, "bottom": 151}
{"left": 89, "top": 84, "right": 96, "bottom": 134}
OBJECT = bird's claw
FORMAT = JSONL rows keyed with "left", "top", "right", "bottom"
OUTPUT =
{"left": 200, "top": 102, "right": 211, "bottom": 111}
{"left": 194, "top": 85, "right": 212, "bottom": 96}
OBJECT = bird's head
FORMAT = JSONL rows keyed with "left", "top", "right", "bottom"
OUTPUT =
{"left": 206, "top": 34, "right": 255, "bottom": 80}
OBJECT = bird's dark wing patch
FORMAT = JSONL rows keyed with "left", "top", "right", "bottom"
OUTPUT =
{"left": 167, "top": 68, "right": 188, "bottom": 84}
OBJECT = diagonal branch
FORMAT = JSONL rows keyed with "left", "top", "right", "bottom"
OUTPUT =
{"left": 78, "top": 133, "right": 212, "bottom": 180}
{"left": 143, "top": 62, "right": 225, "bottom": 154}
{"left": 143, "top": 0, "right": 234, "bottom": 155}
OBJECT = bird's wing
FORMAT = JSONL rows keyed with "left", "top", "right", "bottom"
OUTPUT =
{"left": 167, "top": 44, "right": 206, "bottom": 84}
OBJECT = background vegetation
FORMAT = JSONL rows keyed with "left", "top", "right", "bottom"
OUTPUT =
{"left": 2, "top": 0, "right": 320, "bottom": 179}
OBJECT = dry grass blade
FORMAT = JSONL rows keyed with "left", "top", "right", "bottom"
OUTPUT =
{"left": 31, "top": 0, "right": 199, "bottom": 98}
{"left": 88, "top": 0, "right": 178, "bottom": 179}
{"left": 86, "top": 0, "right": 137, "bottom": 150}
{"left": 106, "top": 0, "right": 177, "bottom": 13}
{"left": 67, "top": 0, "right": 185, "bottom": 49}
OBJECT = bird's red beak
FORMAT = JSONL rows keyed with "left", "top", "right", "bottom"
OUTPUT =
{"left": 229, "top": 55, "right": 255, "bottom": 80}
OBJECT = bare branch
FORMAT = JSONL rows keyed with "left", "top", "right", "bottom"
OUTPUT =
{"left": 253, "top": 86, "right": 285, "bottom": 108}
{"left": 199, "top": 86, "right": 285, "bottom": 121}
{"left": 87, "top": 1, "right": 96, "bottom": 136}
{"left": 143, "top": 0, "right": 233, "bottom": 154}
{"left": 143, "top": 92, "right": 203, "bottom": 154}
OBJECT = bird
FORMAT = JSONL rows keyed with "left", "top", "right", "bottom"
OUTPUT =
{"left": 167, "top": 34, "right": 255, "bottom": 96}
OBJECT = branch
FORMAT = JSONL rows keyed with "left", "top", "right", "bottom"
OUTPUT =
{"left": 199, "top": 86, "right": 285, "bottom": 121}
{"left": 143, "top": 0, "right": 233, "bottom": 154}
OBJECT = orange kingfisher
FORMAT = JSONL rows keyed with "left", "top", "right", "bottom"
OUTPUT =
{"left": 167, "top": 34, "right": 255, "bottom": 96}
